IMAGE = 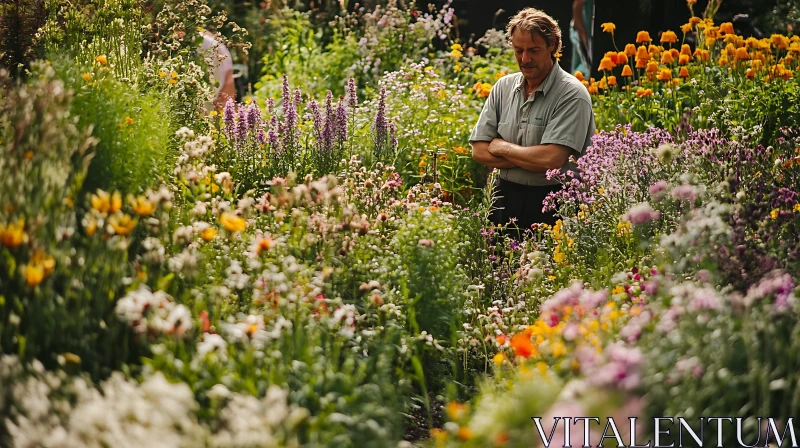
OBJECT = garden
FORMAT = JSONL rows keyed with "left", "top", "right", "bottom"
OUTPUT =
{"left": 1, "top": 0, "right": 800, "bottom": 446}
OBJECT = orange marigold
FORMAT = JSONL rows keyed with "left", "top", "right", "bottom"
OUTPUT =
{"left": 636, "top": 31, "right": 652, "bottom": 43}
{"left": 574, "top": 71, "right": 585, "bottom": 82}
{"left": 598, "top": 56, "right": 616, "bottom": 71}
{"left": 510, "top": 333, "right": 536, "bottom": 358}
{"left": 624, "top": 43, "right": 637, "bottom": 56}
{"left": 772, "top": 34, "right": 790, "bottom": 50}
{"left": 660, "top": 30, "right": 678, "bottom": 44}
{"left": 719, "top": 22, "right": 735, "bottom": 34}
{"left": 635, "top": 45, "right": 650, "bottom": 61}
{"left": 735, "top": 47, "right": 750, "bottom": 61}
{"left": 621, "top": 64, "right": 634, "bottom": 76}
{"left": 679, "top": 54, "right": 690, "bottom": 65}
{"left": 657, "top": 68, "right": 673, "bottom": 81}
{"left": 617, "top": 52, "right": 629, "bottom": 65}
{"left": 679, "top": 66, "right": 690, "bottom": 78}
{"left": 661, "top": 51, "right": 674, "bottom": 64}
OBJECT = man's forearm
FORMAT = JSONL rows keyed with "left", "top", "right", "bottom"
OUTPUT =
{"left": 488, "top": 139, "right": 570, "bottom": 173}
{"left": 471, "top": 141, "right": 519, "bottom": 169}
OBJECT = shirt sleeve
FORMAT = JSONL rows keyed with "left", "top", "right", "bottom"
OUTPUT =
{"left": 540, "top": 95, "right": 593, "bottom": 154}
{"left": 468, "top": 83, "right": 501, "bottom": 143}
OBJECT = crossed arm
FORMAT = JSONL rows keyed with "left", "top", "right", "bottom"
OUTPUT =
{"left": 471, "top": 139, "right": 573, "bottom": 172}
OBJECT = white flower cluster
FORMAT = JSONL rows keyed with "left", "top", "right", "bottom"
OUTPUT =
{"left": 115, "top": 285, "right": 193, "bottom": 337}
{"left": 210, "top": 385, "right": 309, "bottom": 448}
{"left": 3, "top": 355, "right": 303, "bottom": 447}
{"left": 2, "top": 356, "right": 206, "bottom": 448}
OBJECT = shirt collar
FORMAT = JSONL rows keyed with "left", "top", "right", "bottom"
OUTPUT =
{"left": 515, "top": 62, "right": 562, "bottom": 96}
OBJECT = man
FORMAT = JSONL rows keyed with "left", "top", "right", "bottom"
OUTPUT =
{"left": 469, "top": 7, "right": 595, "bottom": 239}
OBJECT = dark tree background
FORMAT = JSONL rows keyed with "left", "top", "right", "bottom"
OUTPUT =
{"left": 449, "top": 0, "right": 787, "bottom": 78}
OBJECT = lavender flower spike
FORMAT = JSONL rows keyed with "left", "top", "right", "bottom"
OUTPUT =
{"left": 335, "top": 100, "right": 348, "bottom": 145}
{"left": 223, "top": 98, "right": 236, "bottom": 137}
{"left": 347, "top": 78, "right": 358, "bottom": 108}
{"left": 322, "top": 91, "right": 335, "bottom": 151}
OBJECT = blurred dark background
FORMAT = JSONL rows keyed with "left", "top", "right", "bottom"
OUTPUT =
{"left": 448, "top": 0, "right": 794, "bottom": 77}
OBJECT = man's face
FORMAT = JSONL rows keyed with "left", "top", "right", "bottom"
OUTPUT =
{"left": 511, "top": 29, "right": 554, "bottom": 81}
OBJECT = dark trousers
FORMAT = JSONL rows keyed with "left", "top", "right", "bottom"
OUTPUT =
{"left": 490, "top": 177, "right": 562, "bottom": 240}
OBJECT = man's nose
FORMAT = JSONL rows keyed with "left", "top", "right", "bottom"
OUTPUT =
{"left": 521, "top": 52, "right": 533, "bottom": 63}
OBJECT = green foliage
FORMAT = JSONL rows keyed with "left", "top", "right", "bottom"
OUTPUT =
{"left": 50, "top": 58, "right": 175, "bottom": 195}
{"left": 0, "top": 62, "right": 137, "bottom": 380}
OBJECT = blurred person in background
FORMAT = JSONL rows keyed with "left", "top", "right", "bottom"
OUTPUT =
{"left": 570, "top": 0, "right": 593, "bottom": 76}
{"left": 200, "top": 30, "right": 236, "bottom": 110}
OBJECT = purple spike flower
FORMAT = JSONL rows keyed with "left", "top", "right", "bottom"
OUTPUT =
{"left": 223, "top": 99, "right": 236, "bottom": 137}
{"left": 335, "top": 100, "right": 348, "bottom": 145}
{"left": 268, "top": 115, "right": 280, "bottom": 150}
{"left": 293, "top": 88, "right": 303, "bottom": 108}
{"left": 308, "top": 99, "right": 323, "bottom": 144}
{"left": 323, "top": 91, "right": 335, "bottom": 151}
{"left": 247, "top": 103, "right": 262, "bottom": 132}
{"left": 389, "top": 122, "right": 397, "bottom": 152}
{"left": 236, "top": 105, "right": 248, "bottom": 147}
{"left": 267, "top": 98, "right": 275, "bottom": 114}
{"left": 281, "top": 75, "right": 290, "bottom": 108}
{"left": 374, "top": 87, "right": 388, "bottom": 149}
{"left": 346, "top": 78, "right": 357, "bottom": 108}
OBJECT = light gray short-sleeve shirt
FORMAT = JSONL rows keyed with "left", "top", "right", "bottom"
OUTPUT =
{"left": 469, "top": 64, "right": 595, "bottom": 186}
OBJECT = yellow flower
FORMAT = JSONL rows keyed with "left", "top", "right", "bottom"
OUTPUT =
{"left": 91, "top": 190, "right": 112, "bottom": 214}
{"left": 158, "top": 70, "right": 168, "bottom": 77}
{"left": 109, "top": 213, "right": 136, "bottom": 236}
{"left": 601, "top": 22, "right": 616, "bottom": 34}
{"left": 168, "top": 78, "right": 177, "bottom": 85}
{"left": 111, "top": 192, "right": 122, "bottom": 213}
{"left": 0, "top": 218, "right": 27, "bottom": 248}
{"left": 83, "top": 215, "right": 98, "bottom": 236}
{"left": 551, "top": 341, "right": 567, "bottom": 357}
{"left": 220, "top": 212, "right": 247, "bottom": 232}
{"left": 130, "top": 195, "right": 155, "bottom": 216}
{"left": 450, "top": 43, "right": 463, "bottom": 51}
{"left": 553, "top": 244, "right": 566, "bottom": 264}
{"left": 201, "top": 227, "right": 218, "bottom": 241}
{"left": 95, "top": 55, "right": 107, "bottom": 65}
{"left": 171, "top": 71, "right": 178, "bottom": 79}
{"left": 23, "top": 263, "right": 45, "bottom": 287}
{"left": 82, "top": 72, "right": 92, "bottom": 81}
{"left": 492, "top": 352, "right": 506, "bottom": 365}
{"left": 681, "top": 22, "right": 693, "bottom": 34}
{"left": 770, "top": 209, "right": 779, "bottom": 220}
{"left": 793, "top": 203, "right": 800, "bottom": 213}
{"left": 125, "top": 116, "right": 134, "bottom": 125}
